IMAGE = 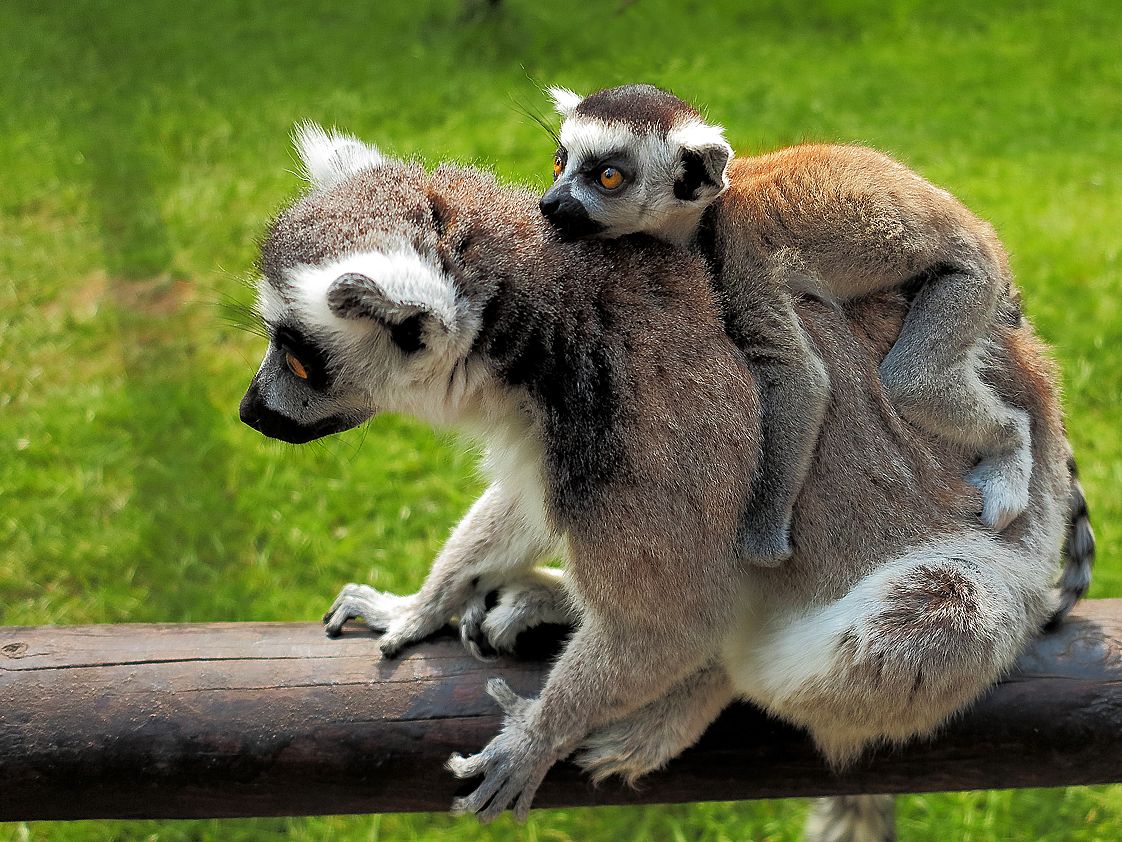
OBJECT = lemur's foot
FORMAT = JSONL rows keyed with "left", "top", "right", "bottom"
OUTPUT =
{"left": 448, "top": 679, "right": 557, "bottom": 823}
{"left": 323, "top": 583, "right": 406, "bottom": 636}
{"left": 966, "top": 448, "right": 1033, "bottom": 532}
{"left": 577, "top": 710, "right": 694, "bottom": 785}
{"left": 576, "top": 662, "right": 733, "bottom": 785}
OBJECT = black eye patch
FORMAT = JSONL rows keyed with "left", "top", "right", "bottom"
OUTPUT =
{"left": 577, "top": 151, "right": 636, "bottom": 194}
{"left": 274, "top": 325, "right": 333, "bottom": 390}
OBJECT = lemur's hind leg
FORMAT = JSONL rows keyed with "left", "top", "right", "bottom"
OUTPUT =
{"left": 449, "top": 590, "right": 734, "bottom": 822}
{"left": 732, "top": 532, "right": 1047, "bottom": 766}
{"left": 575, "top": 661, "right": 734, "bottom": 784}
{"left": 879, "top": 267, "right": 1030, "bottom": 531}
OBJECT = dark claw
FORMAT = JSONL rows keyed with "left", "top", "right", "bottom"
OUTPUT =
{"left": 459, "top": 591, "right": 500, "bottom": 662}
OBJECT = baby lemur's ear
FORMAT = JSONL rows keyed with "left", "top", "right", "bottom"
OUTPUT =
{"left": 669, "top": 122, "right": 733, "bottom": 202}
{"left": 294, "top": 122, "right": 385, "bottom": 190}
{"left": 325, "top": 258, "right": 459, "bottom": 352}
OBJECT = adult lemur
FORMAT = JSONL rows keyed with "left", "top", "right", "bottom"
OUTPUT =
{"left": 540, "top": 84, "right": 1056, "bottom": 565}
{"left": 241, "top": 125, "right": 1076, "bottom": 826}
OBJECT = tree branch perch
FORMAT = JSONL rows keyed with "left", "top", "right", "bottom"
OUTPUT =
{"left": 2, "top": 600, "right": 1122, "bottom": 821}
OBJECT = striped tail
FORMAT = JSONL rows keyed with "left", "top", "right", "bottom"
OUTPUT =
{"left": 1045, "top": 454, "right": 1095, "bottom": 629}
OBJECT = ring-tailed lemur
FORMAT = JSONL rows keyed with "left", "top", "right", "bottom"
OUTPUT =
{"left": 541, "top": 84, "right": 1038, "bottom": 567}
{"left": 240, "top": 125, "right": 1074, "bottom": 828}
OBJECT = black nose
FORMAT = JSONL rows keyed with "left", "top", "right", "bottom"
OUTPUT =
{"left": 239, "top": 381, "right": 263, "bottom": 429}
{"left": 540, "top": 183, "right": 575, "bottom": 223}
{"left": 537, "top": 188, "right": 605, "bottom": 239}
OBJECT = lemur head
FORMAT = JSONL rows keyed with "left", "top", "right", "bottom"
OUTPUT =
{"left": 540, "top": 84, "right": 733, "bottom": 247}
{"left": 240, "top": 124, "right": 488, "bottom": 444}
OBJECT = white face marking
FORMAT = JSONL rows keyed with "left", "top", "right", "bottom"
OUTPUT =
{"left": 557, "top": 118, "right": 646, "bottom": 169}
{"left": 276, "top": 248, "right": 459, "bottom": 337}
{"left": 256, "top": 244, "right": 496, "bottom": 429}
{"left": 557, "top": 115, "right": 730, "bottom": 183}
{"left": 254, "top": 277, "right": 289, "bottom": 328}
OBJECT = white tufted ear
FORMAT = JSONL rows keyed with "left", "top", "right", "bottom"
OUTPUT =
{"left": 668, "top": 118, "right": 734, "bottom": 195}
{"left": 320, "top": 251, "right": 459, "bottom": 334}
{"left": 546, "top": 86, "right": 584, "bottom": 119}
{"left": 293, "top": 122, "right": 385, "bottom": 190}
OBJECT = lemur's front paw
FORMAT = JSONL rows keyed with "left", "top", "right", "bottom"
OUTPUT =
{"left": 967, "top": 449, "right": 1032, "bottom": 532}
{"left": 323, "top": 583, "right": 407, "bottom": 636}
{"left": 447, "top": 679, "right": 558, "bottom": 823}
{"left": 322, "top": 584, "right": 442, "bottom": 657}
{"left": 458, "top": 574, "right": 577, "bottom": 660}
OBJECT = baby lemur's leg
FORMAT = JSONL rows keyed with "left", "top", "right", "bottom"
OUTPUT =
{"left": 323, "top": 482, "right": 557, "bottom": 656}
{"left": 726, "top": 290, "right": 830, "bottom": 564}
{"left": 879, "top": 267, "right": 1030, "bottom": 530}
{"left": 575, "top": 660, "right": 734, "bottom": 784}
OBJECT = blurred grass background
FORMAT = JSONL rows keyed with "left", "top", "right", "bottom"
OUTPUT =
{"left": 1, "top": 0, "right": 1119, "bottom": 839}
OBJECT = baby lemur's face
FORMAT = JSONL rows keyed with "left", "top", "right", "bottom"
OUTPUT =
{"left": 540, "top": 84, "right": 732, "bottom": 246}
{"left": 239, "top": 128, "right": 479, "bottom": 444}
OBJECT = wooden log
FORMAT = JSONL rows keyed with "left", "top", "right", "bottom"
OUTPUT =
{"left": 2, "top": 599, "right": 1122, "bottom": 822}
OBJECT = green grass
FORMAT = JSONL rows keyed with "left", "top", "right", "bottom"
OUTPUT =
{"left": 2, "top": 0, "right": 1120, "bottom": 839}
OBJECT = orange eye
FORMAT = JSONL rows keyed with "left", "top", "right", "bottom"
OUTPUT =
{"left": 553, "top": 154, "right": 564, "bottom": 179}
{"left": 599, "top": 167, "right": 624, "bottom": 189}
{"left": 286, "top": 352, "right": 308, "bottom": 380}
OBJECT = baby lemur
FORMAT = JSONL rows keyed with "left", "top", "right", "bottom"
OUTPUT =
{"left": 241, "top": 125, "right": 1074, "bottom": 825}
{"left": 541, "top": 83, "right": 1033, "bottom": 563}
